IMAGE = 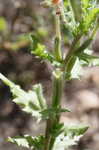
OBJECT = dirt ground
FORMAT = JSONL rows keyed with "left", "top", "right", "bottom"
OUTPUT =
{"left": 0, "top": 0, "right": 99, "bottom": 150}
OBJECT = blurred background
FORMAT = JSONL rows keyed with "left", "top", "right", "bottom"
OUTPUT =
{"left": 0, "top": 0, "right": 99, "bottom": 150}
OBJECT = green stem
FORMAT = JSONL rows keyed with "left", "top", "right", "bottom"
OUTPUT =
{"left": 44, "top": 70, "right": 63, "bottom": 150}
{"left": 52, "top": 70, "right": 63, "bottom": 109}
{"left": 54, "top": 13, "right": 62, "bottom": 61}
{"left": 44, "top": 8, "right": 63, "bottom": 150}
{"left": 44, "top": 119, "right": 52, "bottom": 150}
{"left": 49, "top": 70, "right": 63, "bottom": 150}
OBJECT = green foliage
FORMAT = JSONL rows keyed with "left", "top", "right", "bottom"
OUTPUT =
{"left": 8, "top": 135, "right": 45, "bottom": 150}
{"left": 63, "top": 0, "right": 99, "bottom": 80}
{"left": 30, "top": 34, "right": 54, "bottom": 62}
{"left": 64, "top": 124, "right": 89, "bottom": 136}
{"left": 65, "top": 56, "right": 82, "bottom": 80}
{"left": 0, "top": 73, "right": 46, "bottom": 119}
{"left": 63, "top": 0, "right": 99, "bottom": 37}
{"left": 30, "top": 34, "right": 63, "bottom": 67}
{"left": 53, "top": 124, "right": 89, "bottom": 150}
{"left": 0, "top": 0, "right": 99, "bottom": 150}
{"left": 50, "top": 123, "right": 64, "bottom": 137}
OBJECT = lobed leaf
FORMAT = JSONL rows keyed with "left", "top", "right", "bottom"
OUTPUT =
{"left": 83, "top": 7, "right": 99, "bottom": 33}
{"left": 64, "top": 124, "right": 89, "bottom": 136}
{"left": 30, "top": 34, "right": 54, "bottom": 62}
{"left": 81, "top": 0, "right": 98, "bottom": 11}
{"left": 0, "top": 73, "right": 47, "bottom": 119}
{"left": 53, "top": 124, "right": 89, "bottom": 150}
{"left": 8, "top": 135, "right": 45, "bottom": 150}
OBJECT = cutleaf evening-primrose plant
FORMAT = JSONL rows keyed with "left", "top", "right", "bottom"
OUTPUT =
{"left": 0, "top": 0, "right": 99, "bottom": 150}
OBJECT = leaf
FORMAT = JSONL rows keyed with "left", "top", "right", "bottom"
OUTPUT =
{"left": 40, "top": 107, "right": 70, "bottom": 119}
{"left": 65, "top": 56, "right": 83, "bottom": 80}
{"left": 81, "top": 0, "right": 98, "bottom": 11}
{"left": 53, "top": 133, "right": 82, "bottom": 150}
{"left": 82, "top": 0, "right": 90, "bottom": 9}
{"left": 30, "top": 34, "right": 63, "bottom": 67}
{"left": 73, "top": 2, "right": 99, "bottom": 36}
{"left": 30, "top": 34, "right": 54, "bottom": 62}
{"left": 64, "top": 124, "right": 89, "bottom": 136}
{"left": 53, "top": 124, "right": 89, "bottom": 150}
{"left": 50, "top": 123, "right": 64, "bottom": 137}
{"left": 79, "top": 52, "right": 99, "bottom": 61}
{"left": 76, "top": 48, "right": 99, "bottom": 66}
{"left": 83, "top": 7, "right": 99, "bottom": 33}
{"left": 8, "top": 136, "right": 30, "bottom": 148}
{"left": 8, "top": 135, "right": 45, "bottom": 150}
{"left": 75, "top": 38, "right": 92, "bottom": 54}
{"left": 0, "top": 73, "right": 47, "bottom": 119}
{"left": 30, "top": 34, "right": 38, "bottom": 50}
{"left": 64, "top": 0, "right": 69, "bottom": 7}
{"left": 33, "top": 84, "right": 47, "bottom": 109}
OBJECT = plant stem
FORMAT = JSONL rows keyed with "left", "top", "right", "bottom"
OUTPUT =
{"left": 49, "top": 70, "right": 63, "bottom": 150}
{"left": 44, "top": 119, "right": 52, "bottom": 150}
{"left": 44, "top": 70, "right": 63, "bottom": 150}
{"left": 52, "top": 70, "right": 63, "bottom": 109}
{"left": 54, "top": 10, "right": 62, "bottom": 61}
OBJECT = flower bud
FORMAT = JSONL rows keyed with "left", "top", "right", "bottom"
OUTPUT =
{"left": 52, "top": 0, "right": 62, "bottom": 5}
